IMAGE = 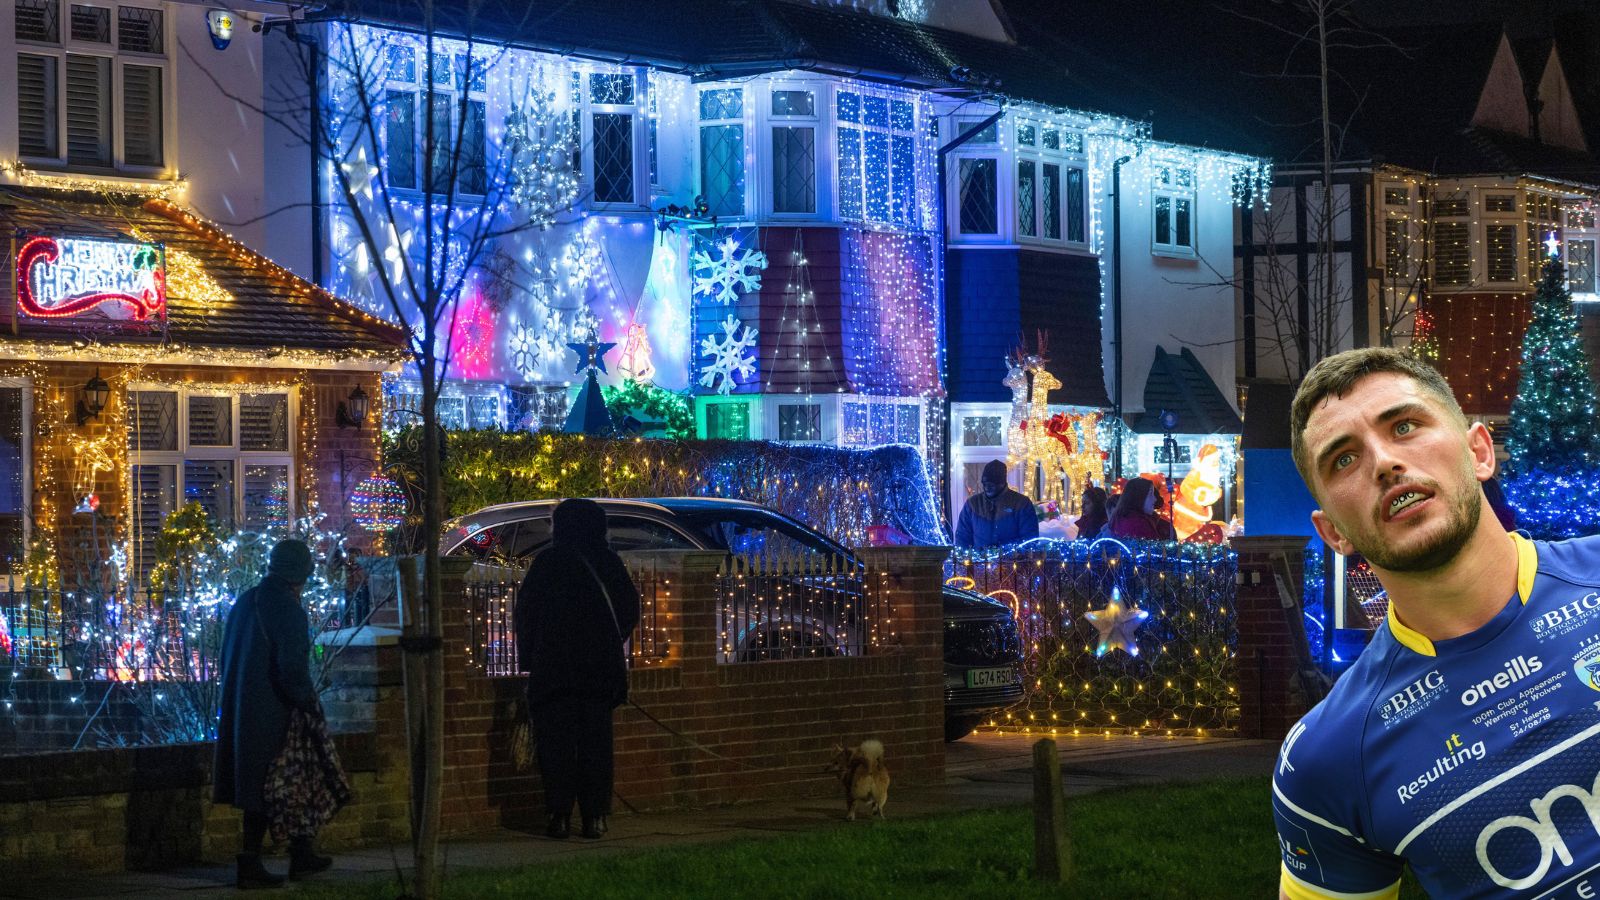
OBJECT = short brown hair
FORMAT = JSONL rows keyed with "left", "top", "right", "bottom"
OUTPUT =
{"left": 1288, "top": 347, "right": 1467, "bottom": 488}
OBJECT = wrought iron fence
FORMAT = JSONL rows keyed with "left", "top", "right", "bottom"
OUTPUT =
{"left": 947, "top": 538, "right": 1238, "bottom": 734}
{"left": 464, "top": 556, "right": 675, "bottom": 677}
{"left": 716, "top": 552, "right": 877, "bottom": 663}
{"left": 466, "top": 551, "right": 886, "bottom": 675}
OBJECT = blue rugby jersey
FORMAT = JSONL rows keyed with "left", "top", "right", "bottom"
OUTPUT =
{"left": 1274, "top": 533, "right": 1600, "bottom": 899}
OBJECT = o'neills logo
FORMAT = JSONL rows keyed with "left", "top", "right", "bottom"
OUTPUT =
{"left": 1476, "top": 765, "right": 1600, "bottom": 889}
{"left": 1381, "top": 670, "right": 1445, "bottom": 720}
{"left": 1460, "top": 655, "right": 1543, "bottom": 706}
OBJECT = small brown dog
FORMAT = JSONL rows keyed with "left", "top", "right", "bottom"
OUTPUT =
{"left": 831, "top": 739, "right": 890, "bottom": 820}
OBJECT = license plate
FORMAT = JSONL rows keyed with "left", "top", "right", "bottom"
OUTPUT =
{"left": 965, "top": 667, "right": 1014, "bottom": 689}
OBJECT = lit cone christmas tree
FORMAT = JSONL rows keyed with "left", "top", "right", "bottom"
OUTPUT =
{"left": 1502, "top": 254, "right": 1600, "bottom": 538}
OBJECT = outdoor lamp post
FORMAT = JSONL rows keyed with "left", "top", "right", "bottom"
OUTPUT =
{"left": 1160, "top": 409, "right": 1179, "bottom": 534}
{"left": 76, "top": 370, "right": 110, "bottom": 426}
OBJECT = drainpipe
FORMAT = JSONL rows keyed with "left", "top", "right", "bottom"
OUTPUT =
{"left": 309, "top": 38, "right": 324, "bottom": 286}
{"left": 1111, "top": 154, "right": 1132, "bottom": 482}
{"left": 936, "top": 107, "right": 1004, "bottom": 526}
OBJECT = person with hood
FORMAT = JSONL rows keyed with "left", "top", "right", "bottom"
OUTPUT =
{"left": 1107, "top": 476, "right": 1177, "bottom": 542}
{"left": 954, "top": 460, "right": 1040, "bottom": 548}
{"left": 1074, "top": 484, "right": 1109, "bottom": 541}
{"left": 214, "top": 539, "right": 338, "bottom": 889}
{"left": 516, "top": 499, "right": 642, "bottom": 840}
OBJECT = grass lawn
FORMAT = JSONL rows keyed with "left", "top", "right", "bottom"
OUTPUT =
{"left": 299, "top": 777, "right": 1427, "bottom": 899}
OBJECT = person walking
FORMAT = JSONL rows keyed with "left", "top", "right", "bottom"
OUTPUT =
{"left": 954, "top": 460, "right": 1040, "bottom": 548}
{"left": 215, "top": 539, "right": 343, "bottom": 889}
{"left": 516, "top": 499, "right": 642, "bottom": 840}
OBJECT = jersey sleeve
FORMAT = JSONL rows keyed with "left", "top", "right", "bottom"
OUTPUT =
{"left": 1272, "top": 719, "right": 1404, "bottom": 900}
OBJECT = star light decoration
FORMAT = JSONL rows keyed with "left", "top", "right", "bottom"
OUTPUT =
{"left": 699, "top": 313, "right": 758, "bottom": 395}
{"left": 1083, "top": 586, "right": 1149, "bottom": 657}
{"left": 692, "top": 236, "right": 768, "bottom": 304}
{"left": 569, "top": 328, "right": 617, "bottom": 375}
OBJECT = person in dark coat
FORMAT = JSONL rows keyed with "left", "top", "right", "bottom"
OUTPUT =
{"left": 516, "top": 499, "right": 641, "bottom": 841}
{"left": 214, "top": 539, "right": 333, "bottom": 888}
{"left": 954, "top": 460, "right": 1040, "bottom": 548}
{"left": 1075, "top": 484, "right": 1109, "bottom": 540}
{"left": 1107, "top": 476, "right": 1177, "bottom": 542}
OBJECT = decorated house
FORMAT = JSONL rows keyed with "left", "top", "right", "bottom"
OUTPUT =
{"left": 253, "top": 0, "right": 1268, "bottom": 533}
{"left": 0, "top": 0, "right": 410, "bottom": 599}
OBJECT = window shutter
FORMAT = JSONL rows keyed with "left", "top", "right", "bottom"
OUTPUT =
{"left": 64, "top": 54, "right": 111, "bottom": 166}
{"left": 122, "top": 63, "right": 162, "bottom": 167}
{"left": 17, "top": 54, "right": 58, "bottom": 158}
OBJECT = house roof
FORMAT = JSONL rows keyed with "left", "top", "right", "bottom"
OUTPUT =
{"left": 0, "top": 186, "right": 409, "bottom": 364}
{"left": 1128, "top": 346, "right": 1242, "bottom": 435}
{"left": 319, "top": 0, "right": 1142, "bottom": 119}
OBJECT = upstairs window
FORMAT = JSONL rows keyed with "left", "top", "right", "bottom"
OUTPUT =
{"left": 836, "top": 89, "right": 918, "bottom": 227}
{"left": 1526, "top": 192, "right": 1561, "bottom": 277}
{"left": 382, "top": 43, "right": 487, "bottom": 196}
{"left": 1486, "top": 224, "right": 1518, "bottom": 282}
{"left": 1433, "top": 222, "right": 1471, "bottom": 286}
{"left": 1015, "top": 120, "right": 1087, "bottom": 247}
{"left": 588, "top": 71, "right": 638, "bottom": 204}
{"left": 1151, "top": 164, "right": 1195, "bottom": 255}
{"left": 770, "top": 88, "right": 817, "bottom": 215}
{"left": 16, "top": 0, "right": 166, "bottom": 171}
{"left": 699, "top": 86, "right": 745, "bottom": 218}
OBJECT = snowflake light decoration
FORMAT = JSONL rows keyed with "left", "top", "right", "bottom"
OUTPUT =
{"left": 699, "top": 313, "right": 758, "bottom": 395}
{"left": 692, "top": 236, "right": 768, "bottom": 304}
{"left": 508, "top": 325, "right": 541, "bottom": 379}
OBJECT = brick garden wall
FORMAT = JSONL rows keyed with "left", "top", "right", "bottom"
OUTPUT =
{"left": 1232, "top": 535, "right": 1312, "bottom": 740}
{"left": 0, "top": 546, "right": 947, "bottom": 873}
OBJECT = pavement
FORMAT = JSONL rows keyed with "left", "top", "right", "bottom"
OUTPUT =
{"left": 2, "top": 731, "right": 1278, "bottom": 899}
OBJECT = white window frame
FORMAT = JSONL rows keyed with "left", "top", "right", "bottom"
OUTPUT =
{"left": 697, "top": 83, "right": 748, "bottom": 220}
{"left": 381, "top": 40, "right": 488, "bottom": 199}
{"left": 832, "top": 84, "right": 921, "bottom": 228}
{"left": 1014, "top": 118, "right": 1089, "bottom": 251}
{"left": 126, "top": 385, "right": 298, "bottom": 537}
{"left": 14, "top": 0, "right": 171, "bottom": 175}
{"left": 761, "top": 394, "right": 835, "bottom": 444}
{"left": 1567, "top": 236, "right": 1597, "bottom": 301}
{"left": 764, "top": 82, "right": 821, "bottom": 220}
{"left": 1150, "top": 162, "right": 1197, "bottom": 258}
{"left": 579, "top": 68, "right": 646, "bottom": 209}
{"left": 698, "top": 396, "right": 757, "bottom": 440}
{"left": 945, "top": 114, "right": 1004, "bottom": 244}
{"left": 837, "top": 394, "right": 924, "bottom": 449}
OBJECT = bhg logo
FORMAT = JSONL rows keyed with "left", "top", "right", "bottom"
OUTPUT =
{"left": 1530, "top": 592, "right": 1600, "bottom": 635}
{"left": 1380, "top": 670, "right": 1445, "bottom": 720}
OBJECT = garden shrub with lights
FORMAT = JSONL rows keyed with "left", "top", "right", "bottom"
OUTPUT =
{"left": 383, "top": 427, "right": 948, "bottom": 548}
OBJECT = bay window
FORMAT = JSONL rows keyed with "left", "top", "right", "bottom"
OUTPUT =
{"left": 1015, "top": 121, "right": 1087, "bottom": 247}
{"left": 836, "top": 88, "right": 918, "bottom": 227}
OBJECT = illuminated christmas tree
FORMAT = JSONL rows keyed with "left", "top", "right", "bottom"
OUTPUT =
{"left": 1504, "top": 255, "right": 1600, "bottom": 477}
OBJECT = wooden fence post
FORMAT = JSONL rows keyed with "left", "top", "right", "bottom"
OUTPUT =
{"left": 1032, "top": 737, "right": 1071, "bottom": 882}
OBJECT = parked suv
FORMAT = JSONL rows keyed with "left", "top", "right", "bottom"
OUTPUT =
{"left": 442, "top": 497, "right": 1022, "bottom": 741}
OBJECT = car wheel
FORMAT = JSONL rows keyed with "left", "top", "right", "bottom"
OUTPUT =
{"left": 944, "top": 715, "right": 983, "bottom": 742}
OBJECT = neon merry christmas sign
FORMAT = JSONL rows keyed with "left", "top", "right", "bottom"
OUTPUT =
{"left": 15, "top": 235, "right": 166, "bottom": 322}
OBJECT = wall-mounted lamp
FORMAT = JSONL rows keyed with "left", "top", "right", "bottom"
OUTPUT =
{"left": 205, "top": 9, "right": 235, "bottom": 50}
{"left": 76, "top": 370, "right": 110, "bottom": 426}
{"left": 337, "top": 384, "right": 369, "bottom": 429}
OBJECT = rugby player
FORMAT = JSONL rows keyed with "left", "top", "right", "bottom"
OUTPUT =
{"left": 1275, "top": 347, "right": 1600, "bottom": 899}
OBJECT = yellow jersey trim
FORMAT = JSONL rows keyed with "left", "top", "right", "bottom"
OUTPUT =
{"left": 1281, "top": 864, "right": 1401, "bottom": 900}
{"left": 1386, "top": 532, "right": 1538, "bottom": 658}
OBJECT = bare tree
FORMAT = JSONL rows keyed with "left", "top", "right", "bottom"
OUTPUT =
{"left": 189, "top": 2, "right": 585, "bottom": 894}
